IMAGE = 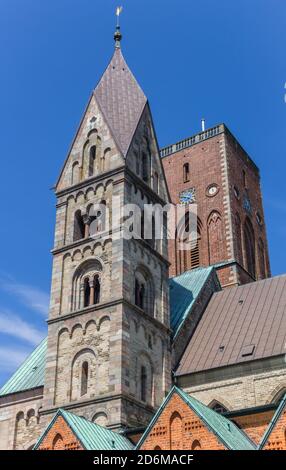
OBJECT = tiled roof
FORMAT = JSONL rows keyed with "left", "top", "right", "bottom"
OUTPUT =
{"left": 258, "top": 393, "right": 286, "bottom": 449}
{"left": 136, "top": 386, "right": 256, "bottom": 450}
{"left": 94, "top": 47, "right": 147, "bottom": 157}
{"left": 34, "top": 409, "right": 134, "bottom": 450}
{"left": 0, "top": 338, "right": 47, "bottom": 396}
{"left": 176, "top": 275, "right": 286, "bottom": 375}
{"left": 169, "top": 266, "right": 216, "bottom": 337}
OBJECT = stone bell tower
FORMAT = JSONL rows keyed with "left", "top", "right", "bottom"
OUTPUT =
{"left": 42, "top": 25, "right": 171, "bottom": 429}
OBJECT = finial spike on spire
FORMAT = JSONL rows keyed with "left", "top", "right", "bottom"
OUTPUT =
{"left": 114, "top": 6, "right": 123, "bottom": 48}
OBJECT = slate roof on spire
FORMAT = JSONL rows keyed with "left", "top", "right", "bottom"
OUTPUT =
{"left": 94, "top": 47, "right": 147, "bottom": 156}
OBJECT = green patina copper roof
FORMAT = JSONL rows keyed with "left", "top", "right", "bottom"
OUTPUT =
{"left": 170, "top": 266, "right": 217, "bottom": 337}
{"left": 0, "top": 267, "right": 218, "bottom": 397}
{"left": 0, "top": 338, "right": 47, "bottom": 397}
{"left": 34, "top": 409, "right": 134, "bottom": 450}
{"left": 258, "top": 393, "right": 286, "bottom": 449}
{"left": 136, "top": 386, "right": 256, "bottom": 450}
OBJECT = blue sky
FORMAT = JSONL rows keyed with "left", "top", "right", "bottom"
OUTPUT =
{"left": 0, "top": 0, "right": 285, "bottom": 387}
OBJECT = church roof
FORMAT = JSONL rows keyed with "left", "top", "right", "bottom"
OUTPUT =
{"left": 176, "top": 275, "right": 286, "bottom": 376}
{"left": 136, "top": 386, "right": 256, "bottom": 450}
{"left": 0, "top": 338, "right": 47, "bottom": 397}
{"left": 169, "top": 266, "right": 217, "bottom": 337}
{"left": 34, "top": 408, "right": 134, "bottom": 450}
{"left": 94, "top": 47, "right": 147, "bottom": 156}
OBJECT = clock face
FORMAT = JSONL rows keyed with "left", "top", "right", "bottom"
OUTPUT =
{"left": 179, "top": 188, "right": 196, "bottom": 205}
{"left": 206, "top": 184, "right": 219, "bottom": 197}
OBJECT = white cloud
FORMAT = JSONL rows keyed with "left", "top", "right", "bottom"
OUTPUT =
{"left": 0, "top": 310, "right": 45, "bottom": 345}
{"left": 0, "top": 281, "right": 49, "bottom": 316}
{"left": 0, "top": 346, "right": 30, "bottom": 372}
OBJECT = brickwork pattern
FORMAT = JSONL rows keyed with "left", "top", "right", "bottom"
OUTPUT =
{"left": 140, "top": 393, "right": 226, "bottom": 450}
{"left": 37, "top": 416, "right": 83, "bottom": 450}
{"left": 162, "top": 126, "right": 271, "bottom": 287}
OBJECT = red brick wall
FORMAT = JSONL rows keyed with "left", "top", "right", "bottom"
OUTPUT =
{"left": 139, "top": 393, "right": 226, "bottom": 450}
{"left": 263, "top": 409, "right": 286, "bottom": 450}
{"left": 163, "top": 134, "right": 228, "bottom": 280}
{"left": 231, "top": 410, "right": 274, "bottom": 445}
{"left": 225, "top": 131, "right": 271, "bottom": 281}
{"left": 162, "top": 127, "right": 271, "bottom": 287}
{"left": 37, "top": 416, "right": 83, "bottom": 451}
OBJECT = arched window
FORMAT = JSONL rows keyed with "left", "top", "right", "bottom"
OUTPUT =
{"left": 140, "top": 366, "right": 147, "bottom": 402}
{"left": 89, "top": 146, "right": 97, "bottom": 177}
{"left": 73, "top": 210, "right": 85, "bottom": 241}
{"left": 154, "top": 445, "right": 162, "bottom": 450}
{"left": 141, "top": 210, "right": 145, "bottom": 240}
{"left": 27, "top": 409, "right": 36, "bottom": 425}
{"left": 178, "top": 213, "right": 202, "bottom": 272}
{"left": 81, "top": 361, "right": 88, "bottom": 396}
{"left": 94, "top": 275, "right": 100, "bottom": 304}
{"left": 208, "top": 211, "right": 225, "bottom": 265}
{"left": 83, "top": 278, "right": 91, "bottom": 307}
{"left": 139, "top": 284, "right": 145, "bottom": 309}
{"left": 258, "top": 238, "right": 266, "bottom": 279}
{"left": 191, "top": 440, "right": 201, "bottom": 450}
{"left": 210, "top": 401, "right": 228, "bottom": 414}
{"left": 71, "top": 348, "right": 97, "bottom": 401}
{"left": 134, "top": 266, "right": 155, "bottom": 316}
{"left": 72, "top": 259, "right": 103, "bottom": 311}
{"left": 89, "top": 201, "right": 107, "bottom": 237}
{"left": 183, "top": 163, "right": 190, "bottom": 182}
{"left": 243, "top": 218, "right": 256, "bottom": 278}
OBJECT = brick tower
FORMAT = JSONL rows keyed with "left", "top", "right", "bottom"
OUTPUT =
{"left": 42, "top": 28, "right": 171, "bottom": 429}
{"left": 162, "top": 124, "right": 271, "bottom": 287}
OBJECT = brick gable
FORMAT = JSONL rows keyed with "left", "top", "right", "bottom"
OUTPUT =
{"left": 139, "top": 393, "right": 226, "bottom": 450}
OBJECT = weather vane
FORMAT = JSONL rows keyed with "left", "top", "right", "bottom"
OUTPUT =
{"left": 116, "top": 6, "right": 123, "bottom": 27}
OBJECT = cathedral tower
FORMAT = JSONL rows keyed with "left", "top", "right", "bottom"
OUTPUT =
{"left": 162, "top": 124, "right": 271, "bottom": 287}
{"left": 42, "top": 28, "right": 171, "bottom": 429}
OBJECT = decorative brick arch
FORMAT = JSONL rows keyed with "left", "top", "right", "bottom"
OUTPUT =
{"left": 170, "top": 411, "right": 183, "bottom": 450}
{"left": 191, "top": 439, "right": 202, "bottom": 450}
{"left": 207, "top": 210, "right": 225, "bottom": 265}
{"left": 52, "top": 433, "right": 65, "bottom": 450}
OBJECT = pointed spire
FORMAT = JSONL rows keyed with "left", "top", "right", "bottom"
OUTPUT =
{"left": 94, "top": 10, "right": 147, "bottom": 157}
